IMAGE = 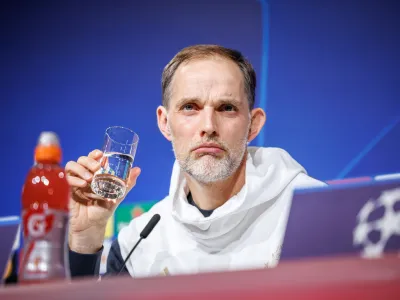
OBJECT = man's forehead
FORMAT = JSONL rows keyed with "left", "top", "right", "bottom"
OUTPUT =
{"left": 170, "top": 58, "right": 245, "bottom": 100}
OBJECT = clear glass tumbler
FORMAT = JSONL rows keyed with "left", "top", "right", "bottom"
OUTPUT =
{"left": 91, "top": 126, "right": 139, "bottom": 200}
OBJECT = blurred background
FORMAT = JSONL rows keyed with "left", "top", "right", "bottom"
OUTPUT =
{"left": 1, "top": 0, "right": 399, "bottom": 271}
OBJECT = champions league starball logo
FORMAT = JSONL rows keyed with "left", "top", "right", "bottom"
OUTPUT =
{"left": 353, "top": 187, "right": 400, "bottom": 258}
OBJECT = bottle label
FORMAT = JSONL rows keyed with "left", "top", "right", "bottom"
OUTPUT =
{"left": 25, "top": 210, "right": 55, "bottom": 238}
{"left": 19, "top": 208, "right": 69, "bottom": 281}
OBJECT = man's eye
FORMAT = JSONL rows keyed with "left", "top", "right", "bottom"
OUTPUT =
{"left": 220, "top": 104, "right": 237, "bottom": 112}
{"left": 182, "top": 104, "right": 195, "bottom": 111}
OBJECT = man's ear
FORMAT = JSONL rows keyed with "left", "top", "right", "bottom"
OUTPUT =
{"left": 247, "top": 108, "right": 266, "bottom": 143}
{"left": 157, "top": 106, "right": 172, "bottom": 141}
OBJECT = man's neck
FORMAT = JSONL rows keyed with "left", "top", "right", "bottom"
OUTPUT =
{"left": 185, "top": 155, "right": 247, "bottom": 211}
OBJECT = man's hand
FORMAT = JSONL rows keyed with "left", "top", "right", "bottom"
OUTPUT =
{"left": 65, "top": 149, "right": 140, "bottom": 253}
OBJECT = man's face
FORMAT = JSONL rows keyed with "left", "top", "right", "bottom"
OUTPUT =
{"left": 166, "top": 57, "right": 251, "bottom": 184}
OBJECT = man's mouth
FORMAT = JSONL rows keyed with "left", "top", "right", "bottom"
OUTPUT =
{"left": 192, "top": 143, "right": 224, "bottom": 154}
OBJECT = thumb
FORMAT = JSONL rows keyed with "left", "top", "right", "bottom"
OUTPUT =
{"left": 126, "top": 167, "right": 141, "bottom": 193}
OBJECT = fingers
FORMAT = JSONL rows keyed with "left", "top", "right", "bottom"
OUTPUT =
{"left": 66, "top": 175, "right": 87, "bottom": 188}
{"left": 66, "top": 149, "right": 140, "bottom": 205}
{"left": 126, "top": 167, "right": 141, "bottom": 192}
{"left": 77, "top": 155, "right": 101, "bottom": 173}
{"left": 88, "top": 149, "right": 103, "bottom": 160}
{"left": 65, "top": 150, "right": 102, "bottom": 189}
{"left": 66, "top": 160, "right": 93, "bottom": 180}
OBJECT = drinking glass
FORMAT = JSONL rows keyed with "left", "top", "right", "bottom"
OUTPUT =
{"left": 91, "top": 126, "right": 139, "bottom": 200}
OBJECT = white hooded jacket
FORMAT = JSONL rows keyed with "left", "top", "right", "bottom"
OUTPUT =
{"left": 118, "top": 147, "right": 326, "bottom": 277}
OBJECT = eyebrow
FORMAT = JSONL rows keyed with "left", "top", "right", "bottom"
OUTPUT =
{"left": 175, "top": 97, "right": 242, "bottom": 108}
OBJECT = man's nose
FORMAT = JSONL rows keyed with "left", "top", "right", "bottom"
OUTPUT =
{"left": 200, "top": 108, "right": 218, "bottom": 137}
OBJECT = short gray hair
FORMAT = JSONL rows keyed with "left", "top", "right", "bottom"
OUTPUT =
{"left": 161, "top": 44, "right": 256, "bottom": 110}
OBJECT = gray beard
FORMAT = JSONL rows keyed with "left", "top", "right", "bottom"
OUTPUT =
{"left": 168, "top": 120, "right": 250, "bottom": 184}
{"left": 171, "top": 137, "right": 248, "bottom": 184}
{"left": 182, "top": 151, "right": 244, "bottom": 184}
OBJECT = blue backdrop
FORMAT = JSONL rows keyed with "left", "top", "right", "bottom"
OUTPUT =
{"left": 2, "top": 0, "right": 399, "bottom": 217}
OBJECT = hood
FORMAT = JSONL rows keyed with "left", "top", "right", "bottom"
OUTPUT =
{"left": 169, "top": 147, "right": 306, "bottom": 251}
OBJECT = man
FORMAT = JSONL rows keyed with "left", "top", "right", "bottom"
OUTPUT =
{"left": 66, "top": 44, "right": 326, "bottom": 278}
